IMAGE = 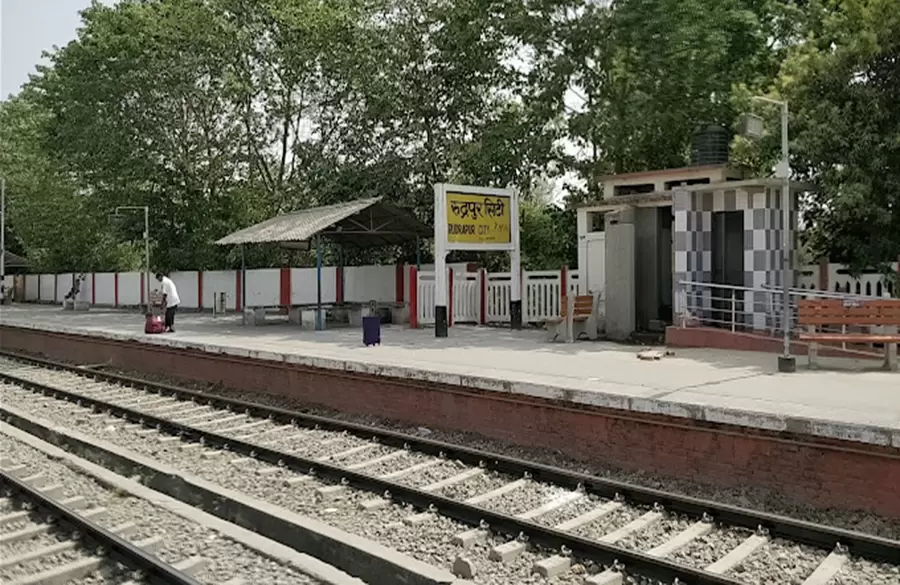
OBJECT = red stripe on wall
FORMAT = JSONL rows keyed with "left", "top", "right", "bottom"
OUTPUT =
{"left": 560, "top": 265, "right": 568, "bottom": 308}
{"left": 235, "top": 270, "right": 242, "bottom": 311}
{"left": 480, "top": 269, "right": 487, "bottom": 325}
{"left": 409, "top": 266, "right": 418, "bottom": 328}
{"left": 280, "top": 267, "right": 291, "bottom": 307}
{"left": 395, "top": 264, "right": 404, "bottom": 303}
{"left": 336, "top": 267, "right": 344, "bottom": 303}
{"left": 198, "top": 271, "right": 204, "bottom": 310}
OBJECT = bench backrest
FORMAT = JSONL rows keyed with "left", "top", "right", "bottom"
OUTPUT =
{"left": 797, "top": 298, "right": 900, "bottom": 326}
{"left": 561, "top": 295, "right": 594, "bottom": 317}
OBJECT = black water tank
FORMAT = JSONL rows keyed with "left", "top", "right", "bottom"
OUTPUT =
{"left": 690, "top": 124, "right": 731, "bottom": 166}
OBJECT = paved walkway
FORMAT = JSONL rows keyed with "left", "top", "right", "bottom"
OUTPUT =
{"left": 1, "top": 305, "right": 898, "bottom": 447}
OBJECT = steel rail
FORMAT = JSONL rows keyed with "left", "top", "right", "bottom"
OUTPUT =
{"left": 2, "top": 349, "right": 899, "bottom": 568}
{"left": 0, "top": 467, "right": 204, "bottom": 585}
{"left": 0, "top": 362, "right": 742, "bottom": 585}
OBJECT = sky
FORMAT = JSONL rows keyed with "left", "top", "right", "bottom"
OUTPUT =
{"left": 1, "top": 0, "right": 114, "bottom": 99}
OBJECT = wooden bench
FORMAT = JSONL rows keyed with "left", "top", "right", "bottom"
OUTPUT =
{"left": 546, "top": 295, "right": 599, "bottom": 342}
{"left": 798, "top": 298, "right": 900, "bottom": 371}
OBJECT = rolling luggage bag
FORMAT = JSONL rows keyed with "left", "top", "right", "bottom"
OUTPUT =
{"left": 145, "top": 314, "right": 165, "bottom": 334}
{"left": 362, "top": 315, "right": 381, "bottom": 346}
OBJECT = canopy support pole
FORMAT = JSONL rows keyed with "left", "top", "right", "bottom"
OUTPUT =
{"left": 240, "top": 245, "right": 246, "bottom": 318}
{"left": 316, "top": 235, "right": 324, "bottom": 331}
{"left": 415, "top": 235, "right": 421, "bottom": 269}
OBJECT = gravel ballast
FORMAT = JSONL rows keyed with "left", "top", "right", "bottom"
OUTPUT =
{"left": 0, "top": 432, "right": 329, "bottom": 585}
{"left": 70, "top": 359, "right": 900, "bottom": 541}
{"left": 2, "top": 362, "right": 899, "bottom": 585}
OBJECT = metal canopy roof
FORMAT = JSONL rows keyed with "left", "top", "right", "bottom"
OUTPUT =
{"left": 2, "top": 251, "right": 28, "bottom": 268}
{"left": 215, "top": 197, "right": 431, "bottom": 248}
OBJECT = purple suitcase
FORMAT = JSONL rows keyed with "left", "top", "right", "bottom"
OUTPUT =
{"left": 362, "top": 315, "right": 381, "bottom": 346}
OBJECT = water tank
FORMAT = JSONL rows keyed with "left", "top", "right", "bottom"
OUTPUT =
{"left": 690, "top": 124, "right": 731, "bottom": 166}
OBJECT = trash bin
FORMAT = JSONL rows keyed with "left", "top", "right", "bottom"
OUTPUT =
{"left": 362, "top": 300, "right": 381, "bottom": 346}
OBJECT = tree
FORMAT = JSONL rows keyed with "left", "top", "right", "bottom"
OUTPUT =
{"left": 0, "top": 88, "right": 140, "bottom": 272}
{"left": 779, "top": 0, "right": 900, "bottom": 275}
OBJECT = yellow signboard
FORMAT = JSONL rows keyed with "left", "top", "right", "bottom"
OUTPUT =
{"left": 446, "top": 192, "right": 511, "bottom": 245}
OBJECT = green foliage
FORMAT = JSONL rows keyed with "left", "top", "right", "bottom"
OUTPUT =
{"left": 778, "top": 0, "right": 900, "bottom": 275}
{"left": 0, "top": 0, "right": 896, "bottom": 275}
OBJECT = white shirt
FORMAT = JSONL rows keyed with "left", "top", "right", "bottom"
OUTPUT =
{"left": 160, "top": 276, "right": 180, "bottom": 307}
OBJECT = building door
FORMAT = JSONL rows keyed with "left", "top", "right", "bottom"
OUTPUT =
{"left": 585, "top": 233, "right": 606, "bottom": 295}
{"left": 712, "top": 211, "right": 744, "bottom": 328}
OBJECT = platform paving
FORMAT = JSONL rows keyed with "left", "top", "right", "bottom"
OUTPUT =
{"left": 1, "top": 305, "right": 898, "bottom": 447}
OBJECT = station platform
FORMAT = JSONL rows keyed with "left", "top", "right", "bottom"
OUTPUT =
{"left": 1, "top": 305, "right": 897, "bottom": 448}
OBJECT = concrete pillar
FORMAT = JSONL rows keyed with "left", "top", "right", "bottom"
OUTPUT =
{"left": 604, "top": 208, "right": 636, "bottom": 340}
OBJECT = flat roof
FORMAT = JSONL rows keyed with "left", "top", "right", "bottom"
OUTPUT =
{"left": 598, "top": 164, "right": 730, "bottom": 183}
{"left": 578, "top": 178, "right": 817, "bottom": 210}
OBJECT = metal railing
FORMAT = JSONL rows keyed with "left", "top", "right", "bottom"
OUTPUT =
{"left": 674, "top": 280, "right": 893, "bottom": 339}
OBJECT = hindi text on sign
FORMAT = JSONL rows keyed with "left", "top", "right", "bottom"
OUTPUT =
{"left": 446, "top": 193, "right": 511, "bottom": 245}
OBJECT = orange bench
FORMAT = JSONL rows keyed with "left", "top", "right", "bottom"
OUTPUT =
{"left": 798, "top": 298, "right": 900, "bottom": 371}
{"left": 546, "top": 295, "right": 599, "bottom": 342}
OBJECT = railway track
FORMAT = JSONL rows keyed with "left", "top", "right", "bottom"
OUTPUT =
{"left": 0, "top": 440, "right": 205, "bottom": 585}
{"left": 0, "top": 351, "right": 898, "bottom": 585}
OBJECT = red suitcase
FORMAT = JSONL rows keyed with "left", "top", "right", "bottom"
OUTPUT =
{"left": 145, "top": 314, "right": 166, "bottom": 334}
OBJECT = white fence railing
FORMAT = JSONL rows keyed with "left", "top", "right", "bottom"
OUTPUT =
{"left": 796, "top": 262, "right": 898, "bottom": 297}
{"left": 414, "top": 269, "right": 582, "bottom": 326}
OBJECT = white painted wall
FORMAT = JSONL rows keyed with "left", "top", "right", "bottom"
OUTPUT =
{"left": 292, "top": 267, "right": 337, "bottom": 304}
{"left": 76, "top": 275, "right": 92, "bottom": 303}
{"left": 94, "top": 273, "right": 116, "bottom": 305}
{"left": 39, "top": 275, "right": 55, "bottom": 301}
{"left": 25, "top": 275, "right": 39, "bottom": 301}
{"left": 245, "top": 268, "right": 280, "bottom": 307}
{"left": 203, "top": 271, "right": 237, "bottom": 310}
{"left": 55, "top": 273, "right": 74, "bottom": 302}
{"left": 344, "top": 265, "right": 395, "bottom": 303}
{"left": 118, "top": 272, "right": 142, "bottom": 305}
{"left": 169, "top": 271, "right": 199, "bottom": 308}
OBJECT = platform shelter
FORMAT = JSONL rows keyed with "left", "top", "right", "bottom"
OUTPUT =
{"left": 215, "top": 197, "right": 431, "bottom": 329}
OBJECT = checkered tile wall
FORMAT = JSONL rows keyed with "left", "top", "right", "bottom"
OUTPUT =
{"left": 674, "top": 185, "right": 798, "bottom": 330}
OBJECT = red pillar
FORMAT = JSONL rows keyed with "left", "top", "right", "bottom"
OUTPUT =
{"left": 92, "top": 273, "right": 96, "bottom": 305}
{"left": 279, "top": 267, "right": 291, "bottom": 307}
{"left": 335, "top": 267, "right": 344, "bottom": 303}
{"left": 560, "top": 265, "right": 568, "bottom": 306}
{"left": 409, "top": 266, "right": 418, "bottom": 328}
{"left": 114, "top": 273, "right": 119, "bottom": 307}
{"left": 235, "top": 270, "right": 242, "bottom": 311}
{"left": 198, "top": 271, "right": 204, "bottom": 310}
{"left": 448, "top": 268, "right": 454, "bottom": 328}
{"left": 395, "top": 264, "right": 405, "bottom": 303}
{"left": 479, "top": 268, "right": 488, "bottom": 325}
{"left": 818, "top": 257, "right": 829, "bottom": 291}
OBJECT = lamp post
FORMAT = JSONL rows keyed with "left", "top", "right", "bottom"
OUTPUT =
{"left": 748, "top": 96, "right": 795, "bottom": 373}
{"left": 115, "top": 206, "right": 151, "bottom": 313}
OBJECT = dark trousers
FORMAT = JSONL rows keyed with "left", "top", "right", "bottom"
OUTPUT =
{"left": 164, "top": 306, "right": 177, "bottom": 330}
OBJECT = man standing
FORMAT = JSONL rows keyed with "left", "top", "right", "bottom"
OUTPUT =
{"left": 155, "top": 272, "right": 180, "bottom": 333}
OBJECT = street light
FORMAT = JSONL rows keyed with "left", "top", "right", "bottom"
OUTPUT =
{"left": 747, "top": 96, "right": 794, "bottom": 373}
{"left": 115, "top": 206, "right": 151, "bottom": 313}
